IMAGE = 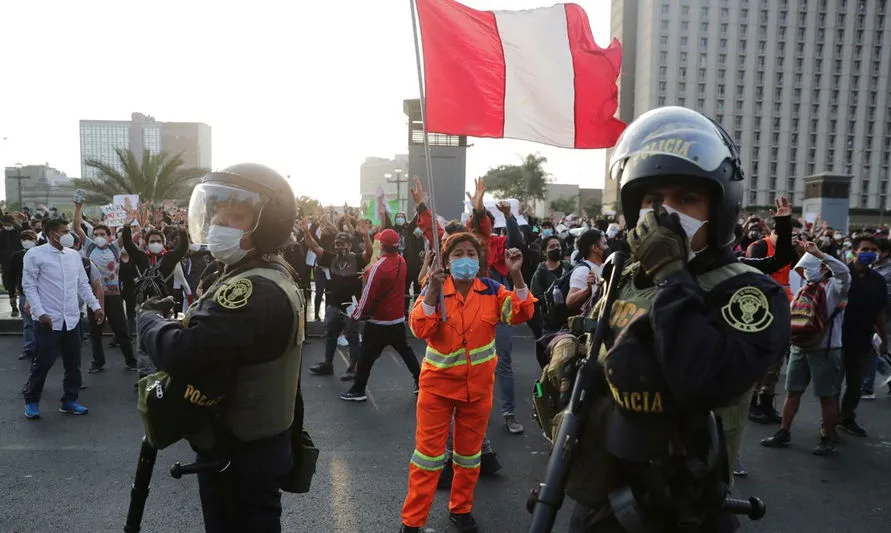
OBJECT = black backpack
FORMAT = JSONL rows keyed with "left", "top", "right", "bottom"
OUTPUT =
{"left": 135, "top": 261, "right": 174, "bottom": 303}
{"left": 542, "top": 262, "right": 590, "bottom": 328}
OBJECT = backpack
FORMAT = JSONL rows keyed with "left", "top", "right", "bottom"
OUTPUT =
{"left": 86, "top": 241, "right": 120, "bottom": 263}
{"left": 542, "top": 262, "right": 590, "bottom": 328}
{"left": 135, "top": 261, "right": 175, "bottom": 303}
{"left": 790, "top": 280, "right": 840, "bottom": 348}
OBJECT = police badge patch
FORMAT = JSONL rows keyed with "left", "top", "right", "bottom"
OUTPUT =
{"left": 720, "top": 287, "right": 773, "bottom": 333}
{"left": 215, "top": 279, "right": 253, "bottom": 310}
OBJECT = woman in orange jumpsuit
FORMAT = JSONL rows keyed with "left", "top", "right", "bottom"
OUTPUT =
{"left": 400, "top": 232, "right": 536, "bottom": 533}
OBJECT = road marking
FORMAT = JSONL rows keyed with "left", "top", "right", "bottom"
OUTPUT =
{"left": 337, "top": 348, "right": 379, "bottom": 412}
{"left": 328, "top": 454, "right": 354, "bottom": 531}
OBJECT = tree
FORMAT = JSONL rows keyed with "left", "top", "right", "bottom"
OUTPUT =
{"left": 481, "top": 153, "right": 549, "bottom": 208}
{"left": 582, "top": 200, "right": 603, "bottom": 218}
{"left": 549, "top": 196, "right": 577, "bottom": 214}
{"left": 296, "top": 195, "right": 323, "bottom": 217}
{"left": 73, "top": 148, "right": 207, "bottom": 205}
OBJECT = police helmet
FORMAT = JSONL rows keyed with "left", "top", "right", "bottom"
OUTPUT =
{"left": 609, "top": 107, "right": 744, "bottom": 248}
{"left": 188, "top": 163, "right": 297, "bottom": 253}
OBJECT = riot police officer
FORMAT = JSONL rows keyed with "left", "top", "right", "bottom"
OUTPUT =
{"left": 565, "top": 107, "right": 790, "bottom": 532}
{"left": 138, "top": 163, "right": 306, "bottom": 533}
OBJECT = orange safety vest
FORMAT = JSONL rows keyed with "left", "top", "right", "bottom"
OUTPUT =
{"left": 763, "top": 237, "right": 793, "bottom": 301}
{"left": 408, "top": 276, "right": 537, "bottom": 402}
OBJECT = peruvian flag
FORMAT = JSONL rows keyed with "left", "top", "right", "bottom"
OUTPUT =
{"left": 416, "top": 0, "right": 626, "bottom": 149}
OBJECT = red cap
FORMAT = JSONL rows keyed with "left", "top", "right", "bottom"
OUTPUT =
{"left": 376, "top": 229, "right": 400, "bottom": 247}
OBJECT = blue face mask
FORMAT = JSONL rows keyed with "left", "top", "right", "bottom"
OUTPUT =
{"left": 541, "top": 228, "right": 554, "bottom": 238}
{"left": 858, "top": 251, "right": 878, "bottom": 265}
{"left": 450, "top": 257, "right": 480, "bottom": 280}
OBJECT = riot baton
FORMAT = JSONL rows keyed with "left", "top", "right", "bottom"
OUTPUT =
{"left": 528, "top": 251, "right": 627, "bottom": 533}
{"left": 124, "top": 437, "right": 158, "bottom": 533}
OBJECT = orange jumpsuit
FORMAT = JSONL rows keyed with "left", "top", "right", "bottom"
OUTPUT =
{"left": 401, "top": 276, "right": 536, "bottom": 527}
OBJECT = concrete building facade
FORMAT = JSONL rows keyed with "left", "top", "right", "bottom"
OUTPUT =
{"left": 607, "top": 0, "right": 891, "bottom": 212}
{"left": 80, "top": 112, "right": 211, "bottom": 179}
{"left": 4, "top": 164, "right": 78, "bottom": 212}
{"left": 359, "top": 154, "right": 409, "bottom": 214}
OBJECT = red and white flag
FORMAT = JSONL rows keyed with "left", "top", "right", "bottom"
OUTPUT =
{"left": 416, "top": 0, "right": 626, "bottom": 149}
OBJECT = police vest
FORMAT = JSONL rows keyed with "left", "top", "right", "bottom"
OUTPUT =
{"left": 589, "top": 260, "right": 758, "bottom": 486}
{"left": 185, "top": 266, "right": 306, "bottom": 443}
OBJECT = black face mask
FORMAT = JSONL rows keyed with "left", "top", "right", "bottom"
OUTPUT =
{"left": 546, "top": 249, "right": 562, "bottom": 262}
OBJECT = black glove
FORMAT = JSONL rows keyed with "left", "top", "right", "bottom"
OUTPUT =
{"left": 139, "top": 296, "right": 176, "bottom": 316}
{"left": 627, "top": 204, "right": 688, "bottom": 283}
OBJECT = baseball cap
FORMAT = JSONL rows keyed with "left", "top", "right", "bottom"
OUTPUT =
{"left": 377, "top": 228, "right": 399, "bottom": 247}
{"left": 603, "top": 316, "right": 678, "bottom": 462}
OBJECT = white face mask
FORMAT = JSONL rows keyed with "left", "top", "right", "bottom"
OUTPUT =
{"left": 189, "top": 243, "right": 202, "bottom": 252}
{"left": 206, "top": 225, "right": 248, "bottom": 265}
{"left": 59, "top": 233, "right": 75, "bottom": 249}
{"left": 93, "top": 236, "right": 108, "bottom": 248}
{"left": 148, "top": 242, "right": 164, "bottom": 254}
{"left": 639, "top": 205, "right": 708, "bottom": 260}
{"left": 21, "top": 240, "right": 35, "bottom": 249}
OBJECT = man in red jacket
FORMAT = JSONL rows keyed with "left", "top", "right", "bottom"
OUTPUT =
{"left": 341, "top": 229, "right": 423, "bottom": 401}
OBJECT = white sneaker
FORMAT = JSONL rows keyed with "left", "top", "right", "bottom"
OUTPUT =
{"left": 337, "top": 335, "right": 348, "bottom": 347}
{"left": 861, "top": 393, "right": 876, "bottom": 400}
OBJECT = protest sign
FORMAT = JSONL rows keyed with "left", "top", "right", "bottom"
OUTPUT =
{"left": 463, "top": 199, "right": 528, "bottom": 227}
{"left": 101, "top": 204, "right": 128, "bottom": 226}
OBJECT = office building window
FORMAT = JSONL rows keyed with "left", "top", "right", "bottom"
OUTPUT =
{"left": 660, "top": 35, "right": 669, "bottom": 46}
{"left": 680, "top": 51, "right": 687, "bottom": 62}
{"left": 660, "top": 51, "right": 668, "bottom": 62}
{"left": 662, "top": 3, "right": 670, "bottom": 16}
{"left": 678, "top": 97, "right": 686, "bottom": 106}
{"left": 658, "top": 96, "right": 666, "bottom": 106}
{"left": 681, "top": 20, "right": 689, "bottom": 30}
{"left": 661, "top": 20, "right": 670, "bottom": 30}
{"left": 681, "top": 5, "right": 689, "bottom": 17}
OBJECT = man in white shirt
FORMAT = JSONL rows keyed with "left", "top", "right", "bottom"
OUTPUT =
{"left": 566, "top": 229, "right": 608, "bottom": 313}
{"left": 21, "top": 218, "right": 105, "bottom": 419}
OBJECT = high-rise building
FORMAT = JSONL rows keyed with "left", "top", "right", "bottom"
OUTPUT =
{"left": 607, "top": 0, "right": 891, "bottom": 212}
{"left": 79, "top": 112, "right": 211, "bottom": 179}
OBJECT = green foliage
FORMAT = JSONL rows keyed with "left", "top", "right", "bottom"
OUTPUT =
{"left": 73, "top": 148, "right": 207, "bottom": 204}
{"left": 549, "top": 196, "right": 577, "bottom": 214}
{"left": 296, "top": 195, "right": 323, "bottom": 217}
{"left": 583, "top": 200, "right": 603, "bottom": 217}
{"left": 482, "top": 153, "right": 549, "bottom": 205}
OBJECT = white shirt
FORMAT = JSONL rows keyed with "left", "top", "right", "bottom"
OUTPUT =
{"left": 569, "top": 260, "right": 603, "bottom": 291}
{"left": 23, "top": 243, "right": 101, "bottom": 331}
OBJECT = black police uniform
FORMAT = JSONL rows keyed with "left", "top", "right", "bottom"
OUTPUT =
{"left": 138, "top": 261, "right": 300, "bottom": 533}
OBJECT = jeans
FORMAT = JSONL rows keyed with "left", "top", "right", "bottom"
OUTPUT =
{"left": 23, "top": 321, "right": 83, "bottom": 404}
{"left": 19, "top": 294, "right": 35, "bottom": 354}
{"left": 862, "top": 351, "right": 891, "bottom": 394}
{"left": 352, "top": 322, "right": 421, "bottom": 392}
{"left": 495, "top": 322, "right": 516, "bottom": 416}
{"left": 89, "top": 294, "right": 136, "bottom": 368}
{"left": 313, "top": 268, "right": 327, "bottom": 319}
{"left": 324, "top": 305, "right": 360, "bottom": 366}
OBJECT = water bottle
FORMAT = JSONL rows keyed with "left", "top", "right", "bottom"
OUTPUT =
{"left": 552, "top": 287, "right": 564, "bottom": 305}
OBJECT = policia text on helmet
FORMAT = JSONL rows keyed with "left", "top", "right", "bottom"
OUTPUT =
{"left": 128, "top": 164, "right": 317, "bottom": 533}
{"left": 528, "top": 107, "right": 789, "bottom": 533}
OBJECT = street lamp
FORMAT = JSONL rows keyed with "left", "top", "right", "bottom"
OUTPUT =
{"left": 13, "top": 163, "right": 28, "bottom": 210}
{"left": 385, "top": 168, "right": 407, "bottom": 213}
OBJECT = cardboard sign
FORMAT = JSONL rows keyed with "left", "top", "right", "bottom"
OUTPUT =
{"left": 113, "top": 194, "right": 139, "bottom": 212}
{"left": 463, "top": 199, "right": 529, "bottom": 228}
{"left": 101, "top": 204, "right": 127, "bottom": 227}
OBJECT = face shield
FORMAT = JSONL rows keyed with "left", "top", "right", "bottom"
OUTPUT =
{"left": 188, "top": 183, "right": 267, "bottom": 244}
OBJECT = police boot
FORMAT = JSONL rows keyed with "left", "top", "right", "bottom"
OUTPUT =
{"left": 480, "top": 451, "right": 502, "bottom": 476}
{"left": 449, "top": 512, "right": 479, "bottom": 533}
{"left": 759, "top": 393, "right": 783, "bottom": 424}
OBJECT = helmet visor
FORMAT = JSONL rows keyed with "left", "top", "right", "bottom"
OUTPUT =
{"left": 188, "top": 183, "right": 265, "bottom": 244}
{"left": 609, "top": 107, "right": 735, "bottom": 182}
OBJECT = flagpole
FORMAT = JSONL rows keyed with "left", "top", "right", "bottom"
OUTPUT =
{"left": 409, "top": 0, "right": 447, "bottom": 321}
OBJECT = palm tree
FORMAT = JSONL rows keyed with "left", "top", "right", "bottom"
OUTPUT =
{"left": 74, "top": 148, "right": 208, "bottom": 205}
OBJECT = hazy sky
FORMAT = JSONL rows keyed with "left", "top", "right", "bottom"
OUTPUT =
{"left": 0, "top": 0, "right": 612, "bottom": 205}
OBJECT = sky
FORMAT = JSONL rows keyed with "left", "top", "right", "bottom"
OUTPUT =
{"left": 0, "top": 0, "right": 612, "bottom": 206}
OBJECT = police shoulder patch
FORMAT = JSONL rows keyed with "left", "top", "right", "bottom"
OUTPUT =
{"left": 720, "top": 286, "right": 773, "bottom": 333}
{"left": 215, "top": 279, "right": 253, "bottom": 310}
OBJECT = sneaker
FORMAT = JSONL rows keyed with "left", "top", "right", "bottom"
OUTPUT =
{"left": 17, "top": 351, "right": 33, "bottom": 361}
{"left": 765, "top": 405, "right": 783, "bottom": 424}
{"left": 109, "top": 339, "right": 119, "bottom": 348}
{"left": 480, "top": 451, "right": 502, "bottom": 476}
{"left": 59, "top": 402, "right": 88, "bottom": 415}
{"left": 399, "top": 526, "right": 421, "bottom": 533}
{"left": 732, "top": 457, "right": 749, "bottom": 477}
{"left": 340, "top": 389, "right": 368, "bottom": 402}
{"left": 837, "top": 419, "right": 867, "bottom": 437}
{"left": 449, "top": 512, "right": 479, "bottom": 533}
{"left": 340, "top": 367, "right": 356, "bottom": 382}
{"left": 760, "top": 428, "right": 791, "bottom": 448}
{"left": 860, "top": 392, "right": 876, "bottom": 400}
{"left": 337, "top": 335, "right": 349, "bottom": 347}
{"left": 505, "top": 414, "right": 524, "bottom": 434}
{"left": 24, "top": 403, "right": 40, "bottom": 419}
{"left": 812, "top": 436, "right": 838, "bottom": 456}
{"left": 125, "top": 363, "right": 138, "bottom": 371}
{"left": 309, "top": 362, "right": 334, "bottom": 376}
{"left": 413, "top": 382, "right": 420, "bottom": 395}
{"left": 747, "top": 407, "right": 769, "bottom": 424}
{"left": 88, "top": 365, "right": 104, "bottom": 374}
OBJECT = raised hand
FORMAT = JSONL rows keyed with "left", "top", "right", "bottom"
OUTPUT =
{"left": 769, "top": 195, "right": 792, "bottom": 218}
{"left": 410, "top": 176, "right": 424, "bottom": 204}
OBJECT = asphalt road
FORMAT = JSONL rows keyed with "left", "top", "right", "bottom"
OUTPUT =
{"left": 1, "top": 333, "right": 890, "bottom": 533}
